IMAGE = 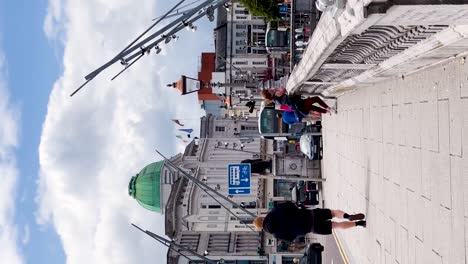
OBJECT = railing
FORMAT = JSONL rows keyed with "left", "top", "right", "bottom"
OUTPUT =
{"left": 287, "top": 0, "right": 468, "bottom": 97}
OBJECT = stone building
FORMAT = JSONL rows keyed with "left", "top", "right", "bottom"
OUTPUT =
{"left": 128, "top": 114, "right": 322, "bottom": 263}
{"left": 129, "top": 114, "right": 268, "bottom": 263}
{"left": 213, "top": 2, "right": 269, "bottom": 115}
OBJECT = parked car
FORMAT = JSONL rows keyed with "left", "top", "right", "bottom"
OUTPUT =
{"left": 290, "top": 181, "right": 319, "bottom": 206}
{"left": 299, "top": 134, "right": 322, "bottom": 160}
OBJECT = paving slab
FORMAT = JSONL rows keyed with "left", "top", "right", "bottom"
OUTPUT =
{"left": 321, "top": 58, "right": 467, "bottom": 264}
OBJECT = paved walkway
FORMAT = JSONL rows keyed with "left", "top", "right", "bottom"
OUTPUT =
{"left": 321, "top": 57, "right": 468, "bottom": 264}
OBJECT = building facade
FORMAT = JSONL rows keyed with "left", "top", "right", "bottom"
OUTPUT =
{"left": 129, "top": 114, "right": 320, "bottom": 263}
{"left": 166, "top": 114, "right": 268, "bottom": 263}
{"left": 128, "top": 114, "right": 268, "bottom": 263}
{"left": 212, "top": 2, "right": 269, "bottom": 115}
{"left": 227, "top": 1, "right": 269, "bottom": 83}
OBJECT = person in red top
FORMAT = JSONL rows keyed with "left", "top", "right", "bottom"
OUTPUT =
{"left": 260, "top": 88, "right": 336, "bottom": 114}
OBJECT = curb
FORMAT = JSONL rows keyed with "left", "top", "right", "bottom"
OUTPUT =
{"left": 332, "top": 230, "right": 350, "bottom": 264}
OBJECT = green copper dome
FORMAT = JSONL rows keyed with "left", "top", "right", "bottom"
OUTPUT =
{"left": 128, "top": 161, "right": 164, "bottom": 213}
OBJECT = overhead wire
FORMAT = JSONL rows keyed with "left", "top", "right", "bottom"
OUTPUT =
{"left": 152, "top": 0, "right": 205, "bottom": 21}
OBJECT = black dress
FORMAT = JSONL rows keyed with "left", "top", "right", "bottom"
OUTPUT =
{"left": 263, "top": 201, "right": 313, "bottom": 242}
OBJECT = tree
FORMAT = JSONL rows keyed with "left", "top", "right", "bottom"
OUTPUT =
{"left": 239, "top": 0, "right": 279, "bottom": 21}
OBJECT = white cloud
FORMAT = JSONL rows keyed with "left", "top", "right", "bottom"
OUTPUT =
{"left": 21, "top": 225, "right": 30, "bottom": 245}
{"left": 0, "top": 45, "right": 23, "bottom": 264}
{"left": 43, "top": 0, "right": 64, "bottom": 40}
{"left": 38, "top": 0, "right": 209, "bottom": 263}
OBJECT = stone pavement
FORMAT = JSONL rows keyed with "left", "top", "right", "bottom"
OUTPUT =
{"left": 320, "top": 57, "right": 468, "bottom": 264}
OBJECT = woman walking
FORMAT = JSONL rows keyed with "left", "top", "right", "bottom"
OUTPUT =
{"left": 253, "top": 201, "right": 365, "bottom": 242}
{"left": 260, "top": 87, "right": 335, "bottom": 115}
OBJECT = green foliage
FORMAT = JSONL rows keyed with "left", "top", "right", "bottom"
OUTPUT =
{"left": 239, "top": 0, "right": 279, "bottom": 21}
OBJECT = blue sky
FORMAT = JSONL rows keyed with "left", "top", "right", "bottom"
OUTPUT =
{"left": 0, "top": 0, "right": 212, "bottom": 263}
{"left": 0, "top": 0, "right": 65, "bottom": 263}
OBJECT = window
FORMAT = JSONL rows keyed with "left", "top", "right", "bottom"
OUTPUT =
{"left": 235, "top": 10, "right": 249, "bottom": 15}
{"left": 239, "top": 217, "right": 254, "bottom": 224}
{"left": 253, "top": 49, "right": 267, "bottom": 54}
{"left": 235, "top": 24, "right": 247, "bottom": 29}
{"left": 163, "top": 171, "right": 171, "bottom": 184}
{"left": 235, "top": 49, "right": 247, "bottom": 54}
{"left": 199, "top": 216, "right": 219, "bottom": 221}
{"left": 234, "top": 61, "right": 248, "bottom": 65}
{"left": 208, "top": 205, "right": 221, "bottom": 209}
{"left": 235, "top": 32, "right": 247, "bottom": 37}
{"left": 171, "top": 172, "right": 177, "bottom": 182}
{"left": 253, "top": 61, "right": 266, "bottom": 65}
{"left": 235, "top": 40, "right": 246, "bottom": 45}
{"left": 282, "top": 257, "right": 301, "bottom": 264}
{"left": 274, "top": 180, "right": 297, "bottom": 197}
{"left": 235, "top": 90, "right": 247, "bottom": 96}
{"left": 236, "top": 16, "right": 247, "bottom": 20}
{"left": 241, "top": 125, "right": 257, "bottom": 131}
{"left": 207, "top": 224, "right": 217, "bottom": 228}
{"left": 242, "top": 202, "right": 257, "bottom": 209}
{"left": 253, "top": 25, "right": 266, "bottom": 30}
{"left": 215, "top": 126, "right": 225, "bottom": 132}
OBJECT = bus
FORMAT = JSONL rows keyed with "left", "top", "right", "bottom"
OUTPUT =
{"left": 266, "top": 23, "right": 290, "bottom": 54}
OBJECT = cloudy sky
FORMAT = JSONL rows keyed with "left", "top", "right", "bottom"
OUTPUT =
{"left": 0, "top": 0, "right": 210, "bottom": 263}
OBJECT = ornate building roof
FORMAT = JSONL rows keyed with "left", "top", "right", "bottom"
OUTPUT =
{"left": 128, "top": 161, "right": 164, "bottom": 213}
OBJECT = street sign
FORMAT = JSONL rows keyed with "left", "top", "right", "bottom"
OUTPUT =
{"left": 228, "top": 164, "right": 251, "bottom": 195}
{"left": 278, "top": 4, "right": 288, "bottom": 14}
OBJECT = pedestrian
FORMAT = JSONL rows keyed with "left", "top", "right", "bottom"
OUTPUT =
{"left": 260, "top": 88, "right": 335, "bottom": 115}
{"left": 241, "top": 159, "right": 272, "bottom": 174}
{"left": 253, "top": 201, "right": 365, "bottom": 241}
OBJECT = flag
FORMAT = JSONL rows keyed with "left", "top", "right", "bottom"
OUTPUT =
{"left": 171, "top": 119, "right": 184, "bottom": 126}
{"left": 178, "top": 128, "right": 193, "bottom": 134}
{"left": 176, "top": 135, "right": 183, "bottom": 139}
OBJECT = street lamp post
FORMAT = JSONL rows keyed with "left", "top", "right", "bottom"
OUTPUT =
{"left": 167, "top": 75, "right": 203, "bottom": 95}
{"left": 71, "top": 0, "right": 231, "bottom": 96}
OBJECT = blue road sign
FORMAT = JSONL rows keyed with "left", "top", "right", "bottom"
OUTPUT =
{"left": 228, "top": 188, "right": 250, "bottom": 195}
{"left": 278, "top": 4, "right": 288, "bottom": 14}
{"left": 228, "top": 164, "right": 251, "bottom": 195}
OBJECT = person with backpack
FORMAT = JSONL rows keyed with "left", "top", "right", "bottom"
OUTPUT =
{"left": 260, "top": 88, "right": 335, "bottom": 115}
{"left": 253, "top": 201, "right": 365, "bottom": 241}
